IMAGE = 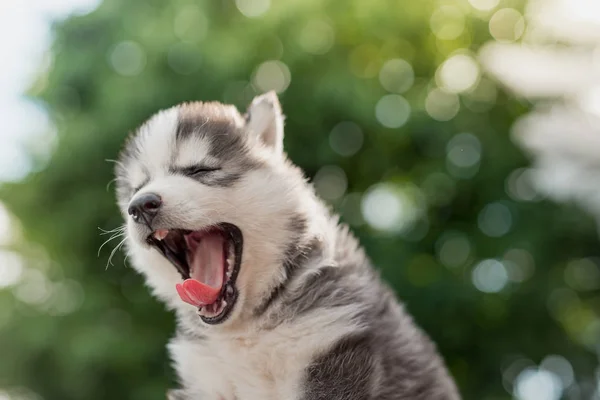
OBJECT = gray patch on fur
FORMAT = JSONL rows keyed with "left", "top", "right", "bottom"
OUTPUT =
{"left": 171, "top": 102, "right": 262, "bottom": 188}
{"left": 260, "top": 221, "right": 373, "bottom": 321}
{"left": 176, "top": 102, "right": 259, "bottom": 167}
{"left": 247, "top": 219, "right": 461, "bottom": 399}
{"left": 253, "top": 215, "right": 323, "bottom": 317}
{"left": 304, "top": 334, "right": 376, "bottom": 400}
{"left": 293, "top": 226, "right": 461, "bottom": 400}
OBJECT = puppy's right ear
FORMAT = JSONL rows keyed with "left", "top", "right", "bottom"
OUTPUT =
{"left": 245, "top": 91, "right": 285, "bottom": 155}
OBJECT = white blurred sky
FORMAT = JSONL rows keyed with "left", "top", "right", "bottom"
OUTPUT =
{"left": 0, "top": 0, "right": 99, "bottom": 182}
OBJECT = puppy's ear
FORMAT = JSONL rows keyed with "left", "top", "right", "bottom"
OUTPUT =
{"left": 245, "top": 91, "right": 285, "bottom": 154}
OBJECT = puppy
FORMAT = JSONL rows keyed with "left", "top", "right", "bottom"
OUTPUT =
{"left": 115, "top": 92, "right": 461, "bottom": 400}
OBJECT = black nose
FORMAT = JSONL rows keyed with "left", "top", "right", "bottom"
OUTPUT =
{"left": 128, "top": 193, "right": 162, "bottom": 225}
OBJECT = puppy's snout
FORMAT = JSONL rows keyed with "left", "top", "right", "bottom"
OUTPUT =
{"left": 128, "top": 193, "right": 162, "bottom": 225}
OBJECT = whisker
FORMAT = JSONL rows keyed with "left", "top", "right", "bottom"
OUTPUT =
{"left": 106, "top": 178, "right": 118, "bottom": 192}
{"left": 105, "top": 158, "right": 126, "bottom": 169}
{"left": 106, "top": 237, "right": 128, "bottom": 270}
{"left": 98, "top": 226, "right": 126, "bottom": 235}
{"left": 98, "top": 231, "right": 125, "bottom": 257}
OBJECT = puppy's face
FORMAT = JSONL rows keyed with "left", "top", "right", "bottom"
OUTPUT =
{"left": 115, "top": 93, "right": 303, "bottom": 325}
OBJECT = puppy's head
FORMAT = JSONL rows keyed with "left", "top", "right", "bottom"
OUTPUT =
{"left": 115, "top": 92, "right": 314, "bottom": 326}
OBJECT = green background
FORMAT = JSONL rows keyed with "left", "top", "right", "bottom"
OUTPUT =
{"left": 1, "top": 0, "right": 599, "bottom": 399}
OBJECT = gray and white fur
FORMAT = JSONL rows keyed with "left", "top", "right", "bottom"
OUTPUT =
{"left": 114, "top": 92, "right": 461, "bottom": 400}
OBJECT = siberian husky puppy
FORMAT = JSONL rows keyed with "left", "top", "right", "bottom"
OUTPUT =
{"left": 114, "top": 91, "right": 461, "bottom": 400}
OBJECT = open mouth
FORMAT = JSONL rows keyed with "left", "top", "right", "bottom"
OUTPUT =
{"left": 146, "top": 223, "right": 243, "bottom": 324}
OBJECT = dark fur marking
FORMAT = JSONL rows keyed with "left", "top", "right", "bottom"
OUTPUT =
{"left": 206, "top": 125, "right": 245, "bottom": 161}
{"left": 301, "top": 297, "right": 462, "bottom": 399}
{"left": 287, "top": 214, "right": 308, "bottom": 238}
{"left": 175, "top": 103, "right": 244, "bottom": 160}
{"left": 303, "top": 334, "right": 375, "bottom": 400}
{"left": 287, "top": 224, "right": 460, "bottom": 400}
{"left": 175, "top": 116, "right": 201, "bottom": 141}
{"left": 254, "top": 241, "right": 320, "bottom": 317}
{"left": 287, "top": 265, "right": 358, "bottom": 317}
{"left": 253, "top": 239, "right": 322, "bottom": 317}
{"left": 204, "top": 171, "right": 243, "bottom": 187}
{"left": 176, "top": 102, "right": 262, "bottom": 173}
{"left": 168, "top": 166, "right": 243, "bottom": 188}
{"left": 253, "top": 215, "right": 321, "bottom": 317}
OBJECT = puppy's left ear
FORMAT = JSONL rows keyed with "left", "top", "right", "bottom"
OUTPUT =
{"left": 245, "top": 91, "right": 285, "bottom": 154}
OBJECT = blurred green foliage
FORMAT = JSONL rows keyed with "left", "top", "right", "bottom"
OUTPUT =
{"left": 1, "top": 0, "right": 599, "bottom": 399}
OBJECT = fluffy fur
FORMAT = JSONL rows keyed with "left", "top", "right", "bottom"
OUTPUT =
{"left": 115, "top": 91, "right": 461, "bottom": 400}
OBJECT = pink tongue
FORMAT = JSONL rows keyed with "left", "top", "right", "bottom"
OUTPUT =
{"left": 175, "top": 233, "right": 224, "bottom": 307}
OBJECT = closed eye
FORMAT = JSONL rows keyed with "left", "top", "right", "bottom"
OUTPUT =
{"left": 179, "top": 165, "right": 221, "bottom": 177}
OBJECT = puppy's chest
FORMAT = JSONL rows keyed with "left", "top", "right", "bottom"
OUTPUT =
{"left": 173, "top": 316, "right": 357, "bottom": 400}
{"left": 182, "top": 334, "right": 311, "bottom": 400}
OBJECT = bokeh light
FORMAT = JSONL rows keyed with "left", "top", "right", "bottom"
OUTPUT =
{"left": 349, "top": 44, "right": 381, "bottom": 78}
{"left": 514, "top": 367, "right": 563, "bottom": 400}
{"left": 0, "top": 251, "right": 23, "bottom": 288}
{"left": 173, "top": 5, "right": 208, "bottom": 43}
{"left": 564, "top": 258, "right": 600, "bottom": 291}
{"left": 430, "top": 6, "right": 465, "bottom": 40}
{"left": 425, "top": 88, "right": 460, "bottom": 121}
{"left": 14, "top": 269, "right": 51, "bottom": 306}
{"left": 379, "top": 59, "right": 414, "bottom": 94}
{"left": 313, "top": 165, "right": 348, "bottom": 201}
{"left": 446, "top": 132, "right": 482, "bottom": 179}
{"left": 541, "top": 355, "right": 575, "bottom": 389}
{"left": 503, "top": 248, "right": 536, "bottom": 282}
{"left": 489, "top": 8, "right": 525, "bottom": 42}
{"left": 375, "top": 94, "right": 411, "bottom": 128}
{"left": 329, "top": 121, "right": 364, "bottom": 157}
{"left": 468, "top": 0, "right": 500, "bottom": 12}
{"left": 252, "top": 60, "right": 291, "bottom": 93}
{"left": 503, "top": 357, "right": 536, "bottom": 393}
{"left": 472, "top": 259, "right": 509, "bottom": 293}
{"left": 361, "top": 183, "right": 420, "bottom": 233}
{"left": 435, "top": 231, "right": 472, "bottom": 268}
{"left": 0, "top": 387, "right": 42, "bottom": 400}
{"left": 298, "top": 20, "right": 335, "bottom": 55}
{"left": 506, "top": 168, "right": 540, "bottom": 202}
{"left": 236, "top": 0, "right": 270, "bottom": 18}
{"left": 478, "top": 202, "right": 513, "bottom": 237}
{"left": 108, "top": 41, "right": 146, "bottom": 76}
{"left": 48, "top": 279, "right": 85, "bottom": 316}
{"left": 437, "top": 54, "right": 480, "bottom": 94}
